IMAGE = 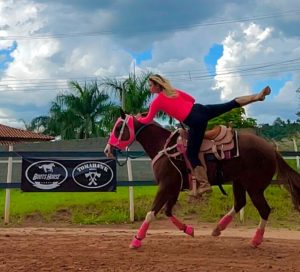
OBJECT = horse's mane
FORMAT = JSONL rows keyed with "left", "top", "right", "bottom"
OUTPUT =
{"left": 135, "top": 119, "right": 172, "bottom": 144}
{"left": 147, "top": 120, "right": 173, "bottom": 134}
{"left": 150, "top": 120, "right": 166, "bottom": 129}
{"left": 138, "top": 112, "right": 170, "bottom": 132}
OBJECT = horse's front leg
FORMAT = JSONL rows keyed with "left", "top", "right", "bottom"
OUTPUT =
{"left": 129, "top": 186, "right": 169, "bottom": 249}
{"left": 211, "top": 208, "right": 235, "bottom": 236}
{"left": 129, "top": 211, "right": 155, "bottom": 249}
{"left": 165, "top": 194, "right": 194, "bottom": 237}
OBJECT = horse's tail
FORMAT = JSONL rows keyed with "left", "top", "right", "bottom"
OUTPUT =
{"left": 275, "top": 151, "right": 300, "bottom": 211}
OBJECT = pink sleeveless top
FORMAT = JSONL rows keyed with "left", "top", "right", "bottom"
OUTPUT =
{"left": 137, "top": 89, "right": 195, "bottom": 124}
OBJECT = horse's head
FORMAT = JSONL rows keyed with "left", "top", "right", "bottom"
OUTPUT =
{"left": 104, "top": 109, "right": 136, "bottom": 157}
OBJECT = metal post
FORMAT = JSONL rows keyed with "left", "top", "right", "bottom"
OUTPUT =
{"left": 121, "top": 88, "right": 125, "bottom": 110}
{"left": 4, "top": 144, "right": 13, "bottom": 224}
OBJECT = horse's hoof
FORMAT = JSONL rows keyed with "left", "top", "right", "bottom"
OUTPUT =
{"left": 211, "top": 226, "right": 221, "bottom": 236}
{"left": 250, "top": 228, "right": 264, "bottom": 248}
{"left": 250, "top": 240, "right": 260, "bottom": 248}
{"left": 250, "top": 238, "right": 262, "bottom": 248}
{"left": 184, "top": 225, "right": 194, "bottom": 237}
{"left": 129, "top": 238, "right": 142, "bottom": 249}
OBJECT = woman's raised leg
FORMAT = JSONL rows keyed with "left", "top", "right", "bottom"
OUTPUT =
{"left": 235, "top": 86, "right": 271, "bottom": 106}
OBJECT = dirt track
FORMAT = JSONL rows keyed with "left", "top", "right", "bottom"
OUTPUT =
{"left": 0, "top": 223, "right": 300, "bottom": 272}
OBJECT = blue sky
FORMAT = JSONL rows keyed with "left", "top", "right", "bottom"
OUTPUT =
{"left": 204, "top": 44, "right": 223, "bottom": 76}
{"left": 131, "top": 50, "right": 152, "bottom": 65}
{"left": 0, "top": 0, "right": 299, "bottom": 128}
{"left": 0, "top": 42, "right": 16, "bottom": 71}
{"left": 252, "top": 74, "right": 293, "bottom": 95}
{"left": 130, "top": 41, "right": 297, "bottom": 102}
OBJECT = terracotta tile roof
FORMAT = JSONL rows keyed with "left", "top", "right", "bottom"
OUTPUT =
{"left": 0, "top": 124, "right": 54, "bottom": 145}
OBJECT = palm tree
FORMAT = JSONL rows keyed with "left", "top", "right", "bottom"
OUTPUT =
{"left": 101, "top": 71, "right": 184, "bottom": 126}
{"left": 55, "top": 81, "right": 117, "bottom": 139}
{"left": 28, "top": 81, "right": 117, "bottom": 139}
{"left": 20, "top": 116, "right": 54, "bottom": 134}
{"left": 101, "top": 71, "right": 152, "bottom": 114}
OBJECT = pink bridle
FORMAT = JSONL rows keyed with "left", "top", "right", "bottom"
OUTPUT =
{"left": 108, "top": 115, "right": 135, "bottom": 150}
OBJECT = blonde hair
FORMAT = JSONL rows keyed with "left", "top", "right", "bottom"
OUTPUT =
{"left": 149, "top": 74, "right": 177, "bottom": 97}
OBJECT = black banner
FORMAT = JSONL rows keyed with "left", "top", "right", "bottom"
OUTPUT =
{"left": 21, "top": 158, "right": 116, "bottom": 192}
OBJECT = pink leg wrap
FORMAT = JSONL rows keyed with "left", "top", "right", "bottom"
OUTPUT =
{"left": 184, "top": 225, "right": 194, "bottom": 237}
{"left": 170, "top": 216, "right": 185, "bottom": 230}
{"left": 129, "top": 221, "right": 150, "bottom": 249}
{"left": 129, "top": 237, "right": 142, "bottom": 249}
{"left": 218, "top": 215, "right": 233, "bottom": 231}
{"left": 170, "top": 216, "right": 194, "bottom": 237}
{"left": 251, "top": 228, "right": 265, "bottom": 248}
{"left": 136, "top": 221, "right": 150, "bottom": 240}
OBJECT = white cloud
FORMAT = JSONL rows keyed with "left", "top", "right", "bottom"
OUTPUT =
{"left": 211, "top": 21, "right": 300, "bottom": 123}
{"left": 214, "top": 23, "right": 273, "bottom": 99}
{"left": 0, "top": 0, "right": 300, "bottom": 127}
{"left": 0, "top": 108, "right": 24, "bottom": 128}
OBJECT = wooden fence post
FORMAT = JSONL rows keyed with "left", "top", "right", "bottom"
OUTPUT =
{"left": 127, "top": 149, "right": 135, "bottom": 222}
{"left": 4, "top": 145, "right": 13, "bottom": 224}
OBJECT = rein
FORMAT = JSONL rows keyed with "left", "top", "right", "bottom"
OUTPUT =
{"left": 151, "top": 128, "right": 190, "bottom": 190}
{"left": 111, "top": 115, "right": 188, "bottom": 190}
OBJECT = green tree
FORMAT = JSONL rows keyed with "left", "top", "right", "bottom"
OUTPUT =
{"left": 21, "top": 116, "right": 52, "bottom": 134}
{"left": 101, "top": 72, "right": 152, "bottom": 114}
{"left": 259, "top": 117, "right": 300, "bottom": 140}
{"left": 207, "top": 107, "right": 257, "bottom": 129}
{"left": 29, "top": 81, "right": 116, "bottom": 139}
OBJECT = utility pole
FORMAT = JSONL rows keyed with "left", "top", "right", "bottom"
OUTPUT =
{"left": 121, "top": 89, "right": 125, "bottom": 110}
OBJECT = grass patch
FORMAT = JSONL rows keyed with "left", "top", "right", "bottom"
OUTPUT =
{"left": 178, "top": 184, "right": 300, "bottom": 230}
{"left": 0, "top": 187, "right": 157, "bottom": 226}
{"left": 0, "top": 184, "right": 300, "bottom": 229}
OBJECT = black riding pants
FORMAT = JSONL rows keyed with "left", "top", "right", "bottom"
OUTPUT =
{"left": 183, "top": 99, "right": 240, "bottom": 168}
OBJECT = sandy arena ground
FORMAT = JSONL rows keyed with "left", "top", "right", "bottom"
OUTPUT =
{"left": 0, "top": 221, "right": 300, "bottom": 272}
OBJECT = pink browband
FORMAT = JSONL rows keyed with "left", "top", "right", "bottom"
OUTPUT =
{"left": 108, "top": 115, "right": 135, "bottom": 150}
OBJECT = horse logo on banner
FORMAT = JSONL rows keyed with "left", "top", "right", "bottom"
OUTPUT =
{"left": 25, "top": 160, "right": 68, "bottom": 190}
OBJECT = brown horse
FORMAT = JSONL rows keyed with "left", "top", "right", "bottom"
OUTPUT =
{"left": 104, "top": 111, "right": 300, "bottom": 249}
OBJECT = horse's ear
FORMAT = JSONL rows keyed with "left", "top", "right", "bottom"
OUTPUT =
{"left": 120, "top": 107, "right": 126, "bottom": 119}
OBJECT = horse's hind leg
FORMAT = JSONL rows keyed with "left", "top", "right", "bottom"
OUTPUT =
{"left": 165, "top": 193, "right": 194, "bottom": 237}
{"left": 129, "top": 184, "right": 170, "bottom": 249}
{"left": 247, "top": 188, "right": 271, "bottom": 248}
{"left": 212, "top": 181, "right": 246, "bottom": 236}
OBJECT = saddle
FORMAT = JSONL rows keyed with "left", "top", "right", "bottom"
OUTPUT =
{"left": 201, "top": 125, "right": 235, "bottom": 160}
{"left": 176, "top": 125, "right": 238, "bottom": 191}
{"left": 152, "top": 125, "right": 238, "bottom": 191}
{"left": 178, "top": 125, "right": 237, "bottom": 161}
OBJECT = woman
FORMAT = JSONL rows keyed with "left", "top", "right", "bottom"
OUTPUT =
{"left": 137, "top": 74, "right": 271, "bottom": 195}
